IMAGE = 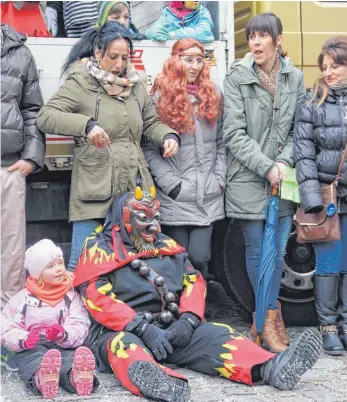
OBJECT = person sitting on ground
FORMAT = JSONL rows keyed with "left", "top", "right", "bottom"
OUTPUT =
{"left": 146, "top": 1, "right": 214, "bottom": 43}
{"left": 73, "top": 188, "right": 322, "bottom": 402}
{"left": 0, "top": 240, "right": 99, "bottom": 400}
{"left": 97, "top": 1, "right": 147, "bottom": 40}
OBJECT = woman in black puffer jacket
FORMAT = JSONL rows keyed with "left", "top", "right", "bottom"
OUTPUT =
{"left": 294, "top": 36, "right": 347, "bottom": 357}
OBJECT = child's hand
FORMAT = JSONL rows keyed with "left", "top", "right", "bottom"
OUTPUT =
{"left": 45, "top": 324, "right": 65, "bottom": 341}
{"left": 23, "top": 332, "right": 40, "bottom": 349}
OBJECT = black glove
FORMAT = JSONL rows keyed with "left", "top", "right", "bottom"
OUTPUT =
{"left": 168, "top": 183, "right": 181, "bottom": 200}
{"left": 166, "top": 313, "right": 200, "bottom": 348}
{"left": 134, "top": 320, "right": 173, "bottom": 361}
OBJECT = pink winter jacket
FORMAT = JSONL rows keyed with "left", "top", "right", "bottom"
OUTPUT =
{"left": 1, "top": 288, "right": 91, "bottom": 352}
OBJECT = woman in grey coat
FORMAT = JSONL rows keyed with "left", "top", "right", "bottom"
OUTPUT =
{"left": 143, "top": 38, "right": 226, "bottom": 279}
{"left": 223, "top": 13, "right": 305, "bottom": 353}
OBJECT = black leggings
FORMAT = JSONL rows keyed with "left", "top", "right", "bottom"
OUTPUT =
{"left": 161, "top": 224, "right": 214, "bottom": 279}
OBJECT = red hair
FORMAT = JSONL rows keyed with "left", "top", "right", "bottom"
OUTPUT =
{"left": 151, "top": 38, "right": 221, "bottom": 135}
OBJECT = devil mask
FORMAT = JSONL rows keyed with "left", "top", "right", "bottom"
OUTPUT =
{"left": 122, "top": 187, "right": 161, "bottom": 252}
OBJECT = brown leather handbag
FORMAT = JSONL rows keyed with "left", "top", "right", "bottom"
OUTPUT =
{"left": 295, "top": 144, "right": 347, "bottom": 244}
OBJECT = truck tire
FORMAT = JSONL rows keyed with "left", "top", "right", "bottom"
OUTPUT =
{"left": 210, "top": 218, "right": 318, "bottom": 327}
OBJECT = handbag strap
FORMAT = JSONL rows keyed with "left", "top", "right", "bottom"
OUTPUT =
{"left": 335, "top": 143, "right": 347, "bottom": 181}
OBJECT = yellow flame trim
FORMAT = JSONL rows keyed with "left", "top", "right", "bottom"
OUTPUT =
{"left": 82, "top": 296, "right": 103, "bottom": 312}
{"left": 110, "top": 332, "right": 129, "bottom": 359}
{"left": 97, "top": 283, "right": 113, "bottom": 295}
{"left": 222, "top": 343, "right": 238, "bottom": 351}
{"left": 183, "top": 273, "right": 197, "bottom": 297}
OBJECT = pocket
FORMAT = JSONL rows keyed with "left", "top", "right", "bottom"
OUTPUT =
{"left": 77, "top": 159, "right": 112, "bottom": 201}
{"left": 227, "top": 156, "right": 241, "bottom": 182}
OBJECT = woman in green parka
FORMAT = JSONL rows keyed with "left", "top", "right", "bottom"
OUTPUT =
{"left": 37, "top": 21, "right": 179, "bottom": 271}
{"left": 223, "top": 13, "right": 305, "bottom": 353}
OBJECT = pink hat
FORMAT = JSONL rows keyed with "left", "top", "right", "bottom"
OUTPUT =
{"left": 24, "top": 239, "right": 64, "bottom": 279}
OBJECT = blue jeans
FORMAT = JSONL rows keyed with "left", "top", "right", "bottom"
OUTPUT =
{"left": 68, "top": 219, "right": 101, "bottom": 271}
{"left": 313, "top": 214, "right": 347, "bottom": 275}
{"left": 240, "top": 216, "right": 293, "bottom": 310}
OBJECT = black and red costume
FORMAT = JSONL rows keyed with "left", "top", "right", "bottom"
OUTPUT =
{"left": 74, "top": 191, "right": 322, "bottom": 401}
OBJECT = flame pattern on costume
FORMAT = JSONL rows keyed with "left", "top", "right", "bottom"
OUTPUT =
{"left": 74, "top": 192, "right": 275, "bottom": 399}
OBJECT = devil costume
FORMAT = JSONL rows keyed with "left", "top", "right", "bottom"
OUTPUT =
{"left": 74, "top": 189, "right": 322, "bottom": 401}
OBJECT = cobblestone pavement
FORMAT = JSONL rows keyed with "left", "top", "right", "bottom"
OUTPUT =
{"left": 1, "top": 282, "right": 347, "bottom": 402}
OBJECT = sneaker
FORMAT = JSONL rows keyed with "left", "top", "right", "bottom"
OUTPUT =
{"left": 260, "top": 328, "right": 323, "bottom": 390}
{"left": 1, "top": 346, "right": 18, "bottom": 372}
{"left": 128, "top": 360, "right": 191, "bottom": 402}
{"left": 35, "top": 349, "right": 62, "bottom": 399}
{"left": 71, "top": 346, "right": 95, "bottom": 396}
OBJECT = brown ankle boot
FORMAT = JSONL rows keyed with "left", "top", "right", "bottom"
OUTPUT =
{"left": 259, "top": 310, "right": 288, "bottom": 353}
{"left": 276, "top": 301, "right": 290, "bottom": 345}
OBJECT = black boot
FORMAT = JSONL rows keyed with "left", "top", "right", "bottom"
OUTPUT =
{"left": 339, "top": 273, "right": 347, "bottom": 350}
{"left": 313, "top": 274, "right": 344, "bottom": 356}
{"left": 128, "top": 361, "right": 191, "bottom": 402}
{"left": 260, "top": 328, "right": 322, "bottom": 390}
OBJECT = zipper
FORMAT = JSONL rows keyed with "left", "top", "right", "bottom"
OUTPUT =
{"left": 95, "top": 92, "right": 101, "bottom": 121}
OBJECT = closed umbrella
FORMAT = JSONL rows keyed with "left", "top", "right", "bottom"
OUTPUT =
{"left": 255, "top": 186, "right": 279, "bottom": 345}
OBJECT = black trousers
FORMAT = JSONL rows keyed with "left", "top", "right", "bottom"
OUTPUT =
{"left": 17, "top": 342, "right": 98, "bottom": 394}
{"left": 87, "top": 321, "right": 274, "bottom": 396}
{"left": 161, "top": 224, "right": 214, "bottom": 279}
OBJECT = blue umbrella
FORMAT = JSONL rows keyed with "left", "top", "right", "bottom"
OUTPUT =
{"left": 255, "top": 186, "right": 279, "bottom": 345}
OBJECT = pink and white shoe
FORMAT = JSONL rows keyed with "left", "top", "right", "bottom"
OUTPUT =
{"left": 35, "top": 349, "right": 61, "bottom": 399}
{"left": 71, "top": 346, "right": 95, "bottom": 396}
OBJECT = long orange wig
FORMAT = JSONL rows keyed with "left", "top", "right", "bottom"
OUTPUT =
{"left": 151, "top": 38, "right": 221, "bottom": 135}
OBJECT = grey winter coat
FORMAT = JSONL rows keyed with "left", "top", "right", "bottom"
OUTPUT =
{"left": 294, "top": 89, "right": 347, "bottom": 214}
{"left": 142, "top": 91, "right": 226, "bottom": 226}
{"left": 223, "top": 53, "right": 305, "bottom": 220}
{"left": 1, "top": 24, "right": 45, "bottom": 171}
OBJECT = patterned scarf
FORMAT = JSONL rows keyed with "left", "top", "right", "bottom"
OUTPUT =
{"left": 254, "top": 53, "right": 282, "bottom": 101}
{"left": 83, "top": 57, "right": 140, "bottom": 97}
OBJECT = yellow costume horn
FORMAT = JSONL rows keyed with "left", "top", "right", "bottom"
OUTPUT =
{"left": 135, "top": 186, "right": 143, "bottom": 200}
{"left": 150, "top": 186, "right": 156, "bottom": 199}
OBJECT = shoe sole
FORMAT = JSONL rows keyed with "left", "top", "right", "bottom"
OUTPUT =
{"left": 37, "top": 349, "right": 62, "bottom": 399}
{"left": 72, "top": 346, "right": 95, "bottom": 396}
{"left": 270, "top": 328, "right": 322, "bottom": 390}
{"left": 1, "top": 361, "right": 18, "bottom": 372}
{"left": 323, "top": 349, "right": 345, "bottom": 356}
{"left": 128, "top": 361, "right": 190, "bottom": 402}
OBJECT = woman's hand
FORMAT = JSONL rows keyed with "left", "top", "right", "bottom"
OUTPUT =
{"left": 163, "top": 139, "right": 179, "bottom": 158}
{"left": 87, "top": 125, "right": 111, "bottom": 148}
{"left": 275, "top": 162, "right": 288, "bottom": 181}
{"left": 266, "top": 165, "right": 281, "bottom": 187}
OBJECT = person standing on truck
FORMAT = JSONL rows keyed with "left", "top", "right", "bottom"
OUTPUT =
{"left": 97, "top": 1, "right": 147, "bottom": 40}
{"left": 146, "top": 1, "right": 214, "bottom": 43}
{"left": 294, "top": 36, "right": 347, "bottom": 356}
{"left": 63, "top": 1, "right": 98, "bottom": 38}
{"left": 1, "top": 24, "right": 45, "bottom": 310}
{"left": 142, "top": 38, "right": 226, "bottom": 279}
{"left": 37, "top": 21, "right": 180, "bottom": 273}
{"left": 223, "top": 13, "right": 305, "bottom": 353}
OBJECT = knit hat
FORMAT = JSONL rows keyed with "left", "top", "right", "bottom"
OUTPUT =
{"left": 97, "top": 1, "right": 130, "bottom": 27}
{"left": 24, "top": 239, "right": 64, "bottom": 279}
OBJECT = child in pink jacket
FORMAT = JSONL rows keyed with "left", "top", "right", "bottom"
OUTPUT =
{"left": 1, "top": 239, "right": 98, "bottom": 399}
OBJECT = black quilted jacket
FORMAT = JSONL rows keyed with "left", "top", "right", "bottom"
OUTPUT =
{"left": 293, "top": 88, "right": 347, "bottom": 214}
{"left": 1, "top": 24, "right": 45, "bottom": 171}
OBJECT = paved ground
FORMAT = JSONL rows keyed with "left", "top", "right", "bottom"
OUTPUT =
{"left": 1, "top": 282, "right": 347, "bottom": 402}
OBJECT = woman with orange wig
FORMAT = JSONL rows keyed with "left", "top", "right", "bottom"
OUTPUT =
{"left": 142, "top": 38, "right": 226, "bottom": 279}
